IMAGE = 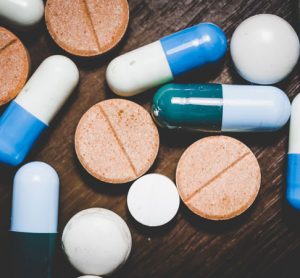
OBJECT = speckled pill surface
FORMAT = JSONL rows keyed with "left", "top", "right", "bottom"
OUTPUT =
{"left": 176, "top": 136, "right": 261, "bottom": 220}
{"left": 45, "top": 0, "right": 129, "bottom": 57}
{"left": 75, "top": 99, "right": 159, "bottom": 183}
{"left": 0, "top": 27, "right": 29, "bottom": 106}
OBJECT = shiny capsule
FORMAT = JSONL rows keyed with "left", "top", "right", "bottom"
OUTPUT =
{"left": 106, "top": 23, "right": 227, "bottom": 97}
{"left": 287, "top": 94, "right": 300, "bottom": 209}
{"left": 152, "top": 84, "right": 291, "bottom": 132}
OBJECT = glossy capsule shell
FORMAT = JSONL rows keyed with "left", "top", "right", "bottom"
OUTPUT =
{"left": 10, "top": 162, "right": 59, "bottom": 277}
{"left": 0, "top": 0, "right": 44, "bottom": 29}
{"left": 152, "top": 84, "right": 291, "bottom": 132}
{"left": 287, "top": 94, "right": 300, "bottom": 209}
{"left": 106, "top": 23, "right": 227, "bottom": 97}
{"left": 0, "top": 55, "right": 79, "bottom": 166}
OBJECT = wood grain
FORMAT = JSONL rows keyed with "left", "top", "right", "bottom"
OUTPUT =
{"left": 1, "top": 0, "right": 300, "bottom": 277}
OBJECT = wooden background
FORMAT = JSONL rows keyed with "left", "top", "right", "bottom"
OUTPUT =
{"left": 1, "top": 0, "right": 300, "bottom": 277}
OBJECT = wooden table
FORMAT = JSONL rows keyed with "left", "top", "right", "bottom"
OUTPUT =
{"left": 1, "top": 0, "right": 300, "bottom": 277}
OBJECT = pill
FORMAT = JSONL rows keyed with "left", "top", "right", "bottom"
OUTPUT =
{"left": 62, "top": 208, "right": 132, "bottom": 276}
{"left": 176, "top": 136, "right": 261, "bottom": 220}
{"left": 231, "top": 14, "right": 300, "bottom": 84}
{"left": 152, "top": 83, "right": 291, "bottom": 132}
{"left": 0, "top": 27, "right": 30, "bottom": 106}
{"left": 127, "top": 173, "right": 180, "bottom": 227}
{"left": 0, "top": 0, "right": 44, "bottom": 29}
{"left": 45, "top": 0, "right": 129, "bottom": 57}
{"left": 11, "top": 162, "right": 59, "bottom": 277}
{"left": 106, "top": 23, "right": 227, "bottom": 97}
{"left": 75, "top": 99, "right": 159, "bottom": 184}
{"left": 287, "top": 94, "right": 300, "bottom": 209}
{"left": 0, "top": 55, "right": 79, "bottom": 166}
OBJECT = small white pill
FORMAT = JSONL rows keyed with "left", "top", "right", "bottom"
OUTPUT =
{"left": 0, "top": 0, "right": 44, "bottom": 29}
{"left": 231, "top": 14, "right": 300, "bottom": 84}
{"left": 62, "top": 208, "right": 132, "bottom": 276}
{"left": 127, "top": 173, "right": 180, "bottom": 227}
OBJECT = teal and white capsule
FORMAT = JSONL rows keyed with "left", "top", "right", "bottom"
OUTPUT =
{"left": 152, "top": 84, "right": 291, "bottom": 132}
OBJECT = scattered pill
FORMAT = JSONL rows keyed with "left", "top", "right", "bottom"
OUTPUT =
{"left": 287, "top": 94, "right": 300, "bottom": 209}
{"left": 152, "top": 83, "right": 291, "bottom": 132}
{"left": 0, "top": 0, "right": 44, "bottom": 29}
{"left": 231, "top": 14, "right": 300, "bottom": 84}
{"left": 106, "top": 23, "right": 227, "bottom": 96}
{"left": 11, "top": 162, "right": 59, "bottom": 277}
{"left": 45, "top": 0, "right": 129, "bottom": 57}
{"left": 127, "top": 173, "right": 180, "bottom": 227}
{"left": 0, "top": 27, "right": 30, "bottom": 106}
{"left": 62, "top": 208, "right": 132, "bottom": 276}
{"left": 75, "top": 99, "right": 159, "bottom": 184}
{"left": 0, "top": 55, "right": 79, "bottom": 166}
{"left": 176, "top": 136, "right": 261, "bottom": 220}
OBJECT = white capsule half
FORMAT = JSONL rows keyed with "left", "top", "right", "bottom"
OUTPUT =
{"left": 15, "top": 55, "right": 79, "bottom": 125}
{"left": 106, "top": 41, "right": 173, "bottom": 97}
{"left": 0, "top": 0, "right": 44, "bottom": 29}
{"left": 288, "top": 94, "right": 300, "bottom": 153}
{"left": 222, "top": 85, "right": 291, "bottom": 132}
{"left": 10, "top": 161, "right": 59, "bottom": 233}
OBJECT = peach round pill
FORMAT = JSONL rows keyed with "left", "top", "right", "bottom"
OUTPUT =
{"left": 45, "top": 0, "right": 129, "bottom": 57}
{"left": 75, "top": 99, "right": 159, "bottom": 184}
{"left": 176, "top": 136, "right": 261, "bottom": 220}
{"left": 0, "top": 27, "right": 30, "bottom": 106}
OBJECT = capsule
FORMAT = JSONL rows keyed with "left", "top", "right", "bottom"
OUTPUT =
{"left": 152, "top": 84, "right": 291, "bottom": 132}
{"left": 0, "top": 55, "right": 79, "bottom": 166}
{"left": 0, "top": 0, "right": 44, "bottom": 29}
{"left": 287, "top": 94, "right": 300, "bottom": 209}
{"left": 106, "top": 23, "right": 227, "bottom": 97}
{"left": 11, "top": 162, "right": 59, "bottom": 277}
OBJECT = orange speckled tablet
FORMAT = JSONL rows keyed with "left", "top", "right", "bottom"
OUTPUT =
{"left": 75, "top": 99, "right": 159, "bottom": 184}
{"left": 176, "top": 136, "right": 261, "bottom": 220}
{"left": 0, "top": 27, "right": 29, "bottom": 106}
{"left": 45, "top": 0, "right": 129, "bottom": 57}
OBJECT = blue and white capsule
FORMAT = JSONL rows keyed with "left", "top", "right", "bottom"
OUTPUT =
{"left": 11, "top": 162, "right": 59, "bottom": 277}
{"left": 287, "top": 94, "right": 300, "bottom": 210}
{"left": 106, "top": 23, "right": 227, "bottom": 96}
{"left": 0, "top": 55, "right": 79, "bottom": 166}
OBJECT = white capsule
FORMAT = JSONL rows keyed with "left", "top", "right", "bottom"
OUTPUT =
{"left": 11, "top": 161, "right": 59, "bottom": 233}
{"left": 15, "top": 55, "right": 79, "bottom": 125}
{"left": 0, "top": 0, "right": 44, "bottom": 29}
{"left": 62, "top": 208, "right": 132, "bottom": 276}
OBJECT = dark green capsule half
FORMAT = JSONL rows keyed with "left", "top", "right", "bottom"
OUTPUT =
{"left": 152, "top": 83, "right": 223, "bottom": 132}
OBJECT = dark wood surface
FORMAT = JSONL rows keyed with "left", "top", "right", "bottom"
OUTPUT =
{"left": 1, "top": 0, "right": 300, "bottom": 277}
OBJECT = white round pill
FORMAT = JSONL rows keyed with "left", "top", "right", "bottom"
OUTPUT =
{"left": 62, "top": 208, "right": 132, "bottom": 276}
{"left": 127, "top": 173, "right": 180, "bottom": 227}
{"left": 231, "top": 14, "right": 300, "bottom": 84}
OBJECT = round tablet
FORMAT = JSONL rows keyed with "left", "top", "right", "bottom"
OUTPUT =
{"left": 127, "top": 173, "right": 180, "bottom": 227}
{"left": 176, "top": 136, "right": 261, "bottom": 220}
{"left": 0, "top": 27, "right": 29, "bottom": 106}
{"left": 75, "top": 99, "right": 159, "bottom": 184}
{"left": 62, "top": 208, "right": 132, "bottom": 276}
{"left": 45, "top": 0, "right": 129, "bottom": 57}
{"left": 231, "top": 14, "right": 300, "bottom": 84}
